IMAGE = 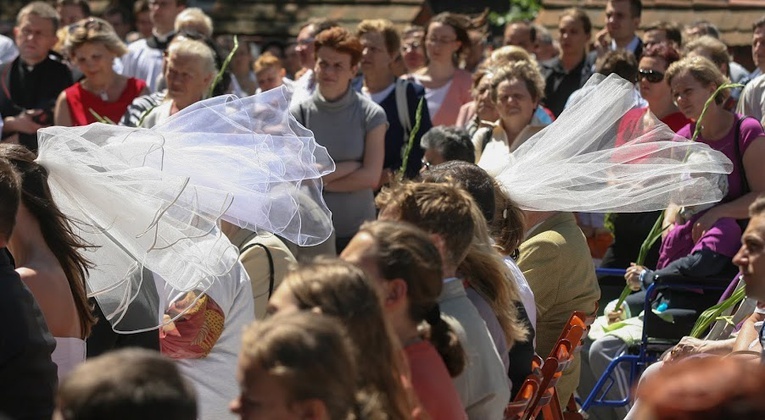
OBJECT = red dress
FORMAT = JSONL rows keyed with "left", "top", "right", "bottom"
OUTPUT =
{"left": 64, "top": 77, "right": 147, "bottom": 126}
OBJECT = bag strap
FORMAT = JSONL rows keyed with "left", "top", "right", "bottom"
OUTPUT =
{"left": 240, "top": 240, "right": 276, "bottom": 299}
{"left": 733, "top": 115, "right": 749, "bottom": 194}
{"left": 395, "top": 78, "right": 412, "bottom": 135}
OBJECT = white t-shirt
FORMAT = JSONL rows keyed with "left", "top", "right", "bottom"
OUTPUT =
{"left": 424, "top": 79, "right": 452, "bottom": 122}
{"left": 362, "top": 83, "right": 395, "bottom": 104}
{"left": 158, "top": 262, "right": 255, "bottom": 420}
{"left": 121, "top": 38, "right": 165, "bottom": 92}
{"left": 504, "top": 256, "right": 537, "bottom": 334}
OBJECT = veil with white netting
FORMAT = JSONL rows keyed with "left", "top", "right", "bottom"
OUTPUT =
{"left": 495, "top": 74, "right": 733, "bottom": 212}
{"left": 35, "top": 86, "right": 334, "bottom": 332}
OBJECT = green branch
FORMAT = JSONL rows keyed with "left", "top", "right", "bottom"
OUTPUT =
{"left": 397, "top": 97, "right": 425, "bottom": 181}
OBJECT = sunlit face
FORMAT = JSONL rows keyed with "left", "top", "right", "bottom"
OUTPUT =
{"left": 558, "top": 15, "right": 589, "bottom": 57}
{"left": 669, "top": 71, "right": 716, "bottom": 121}
{"left": 638, "top": 56, "right": 670, "bottom": 107}
{"left": 360, "top": 31, "right": 394, "bottom": 76}
{"left": 165, "top": 52, "right": 213, "bottom": 107}
{"left": 295, "top": 25, "right": 316, "bottom": 69}
{"left": 401, "top": 31, "right": 426, "bottom": 72}
{"left": 643, "top": 29, "right": 668, "bottom": 49}
{"left": 231, "top": 363, "right": 309, "bottom": 420}
{"left": 473, "top": 75, "right": 498, "bottom": 122}
{"left": 340, "top": 232, "right": 384, "bottom": 289}
{"left": 753, "top": 25, "right": 765, "bottom": 71}
{"left": 315, "top": 47, "right": 356, "bottom": 98}
{"left": 734, "top": 215, "right": 765, "bottom": 301}
{"left": 71, "top": 42, "right": 116, "bottom": 78}
{"left": 14, "top": 14, "right": 58, "bottom": 65}
{"left": 495, "top": 78, "right": 538, "bottom": 128}
{"left": 503, "top": 23, "right": 533, "bottom": 52}
{"left": 605, "top": 0, "right": 639, "bottom": 42}
{"left": 425, "top": 22, "right": 460, "bottom": 64}
{"left": 265, "top": 284, "right": 300, "bottom": 317}
{"left": 256, "top": 66, "right": 284, "bottom": 92}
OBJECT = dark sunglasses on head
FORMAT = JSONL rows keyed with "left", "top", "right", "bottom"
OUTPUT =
{"left": 638, "top": 69, "right": 665, "bottom": 83}
{"left": 68, "top": 17, "right": 105, "bottom": 34}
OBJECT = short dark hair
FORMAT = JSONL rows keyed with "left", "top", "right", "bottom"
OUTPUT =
{"left": 754, "top": 15, "right": 765, "bottom": 31}
{"left": 420, "top": 126, "right": 476, "bottom": 165}
{"left": 645, "top": 21, "right": 682, "bottom": 46}
{"left": 642, "top": 43, "right": 681, "bottom": 68}
{"left": 56, "top": 349, "right": 197, "bottom": 420}
{"left": 56, "top": 0, "right": 91, "bottom": 17}
{"left": 421, "top": 161, "right": 494, "bottom": 222}
{"left": 102, "top": 5, "right": 133, "bottom": 26}
{"left": 0, "top": 158, "right": 20, "bottom": 241}
{"left": 687, "top": 20, "right": 720, "bottom": 39}
{"left": 610, "top": 0, "right": 642, "bottom": 19}
{"left": 507, "top": 19, "right": 537, "bottom": 43}
{"left": 596, "top": 49, "right": 638, "bottom": 82}
{"left": 561, "top": 7, "right": 592, "bottom": 36}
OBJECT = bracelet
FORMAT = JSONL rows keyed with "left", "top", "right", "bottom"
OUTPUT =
{"left": 638, "top": 269, "right": 648, "bottom": 288}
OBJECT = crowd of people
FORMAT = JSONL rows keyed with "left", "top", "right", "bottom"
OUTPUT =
{"left": 3, "top": 0, "right": 765, "bottom": 419}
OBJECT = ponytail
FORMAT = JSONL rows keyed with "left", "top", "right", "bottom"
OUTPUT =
{"left": 425, "top": 304, "right": 466, "bottom": 377}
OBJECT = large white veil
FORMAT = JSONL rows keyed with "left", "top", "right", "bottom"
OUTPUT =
{"left": 35, "top": 86, "right": 334, "bottom": 331}
{"left": 495, "top": 74, "right": 733, "bottom": 212}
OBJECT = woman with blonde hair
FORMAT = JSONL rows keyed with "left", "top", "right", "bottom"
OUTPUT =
{"left": 410, "top": 12, "right": 474, "bottom": 126}
{"left": 1, "top": 144, "right": 94, "bottom": 379}
{"left": 55, "top": 17, "right": 148, "bottom": 126}
{"left": 422, "top": 161, "right": 534, "bottom": 398}
{"left": 267, "top": 259, "right": 419, "bottom": 420}
{"left": 232, "top": 312, "right": 381, "bottom": 420}
{"left": 341, "top": 220, "right": 468, "bottom": 419}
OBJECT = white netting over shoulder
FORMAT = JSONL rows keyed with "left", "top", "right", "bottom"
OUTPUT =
{"left": 36, "top": 128, "right": 239, "bottom": 330}
{"left": 35, "top": 86, "right": 335, "bottom": 331}
{"left": 496, "top": 74, "right": 733, "bottom": 212}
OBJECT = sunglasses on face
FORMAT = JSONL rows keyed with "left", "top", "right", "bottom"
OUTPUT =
{"left": 638, "top": 69, "right": 665, "bottom": 83}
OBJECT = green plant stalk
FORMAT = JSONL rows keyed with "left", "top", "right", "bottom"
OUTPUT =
{"left": 88, "top": 108, "right": 115, "bottom": 125}
{"left": 690, "top": 282, "right": 746, "bottom": 338}
{"left": 396, "top": 97, "right": 425, "bottom": 182}
{"left": 611, "top": 82, "right": 742, "bottom": 313}
{"left": 210, "top": 35, "right": 238, "bottom": 97}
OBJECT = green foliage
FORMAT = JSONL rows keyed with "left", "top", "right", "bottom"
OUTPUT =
{"left": 397, "top": 97, "right": 425, "bottom": 182}
{"left": 489, "top": 0, "right": 542, "bottom": 26}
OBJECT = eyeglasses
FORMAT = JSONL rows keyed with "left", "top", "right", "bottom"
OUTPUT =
{"left": 400, "top": 42, "right": 422, "bottom": 52}
{"left": 421, "top": 158, "right": 432, "bottom": 171}
{"left": 425, "top": 37, "right": 457, "bottom": 45}
{"left": 297, "top": 37, "right": 315, "bottom": 46}
{"left": 637, "top": 69, "right": 665, "bottom": 84}
{"left": 68, "top": 18, "right": 105, "bottom": 34}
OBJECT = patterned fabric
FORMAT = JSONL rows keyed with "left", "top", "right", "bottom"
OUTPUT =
{"left": 160, "top": 291, "right": 225, "bottom": 359}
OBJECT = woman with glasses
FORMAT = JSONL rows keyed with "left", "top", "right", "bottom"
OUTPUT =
{"left": 410, "top": 13, "right": 473, "bottom": 127}
{"left": 54, "top": 18, "right": 148, "bottom": 126}
{"left": 400, "top": 25, "right": 426, "bottom": 74}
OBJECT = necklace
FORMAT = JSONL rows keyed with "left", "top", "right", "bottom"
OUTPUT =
{"left": 83, "top": 79, "right": 113, "bottom": 102}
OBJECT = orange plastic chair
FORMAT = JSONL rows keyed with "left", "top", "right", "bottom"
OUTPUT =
{"left": 505, "top": 374, "right": 541, "bottom": 420}
{"left": 524, "top": 339, "right": 574, "bottom": 420}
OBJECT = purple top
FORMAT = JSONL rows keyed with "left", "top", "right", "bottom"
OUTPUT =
{"left": 657, "top": 211, "right": 742, "bottom": 269}
{"left": 657, "top": 115, "right": 762, "bottom": 268}
{"left": 676, "top": 114, "right": 763, "bottom": 203}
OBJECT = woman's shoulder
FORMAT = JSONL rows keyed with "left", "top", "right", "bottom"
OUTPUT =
{"left": 453, "top": 69, "right": 473, "bottom": 85}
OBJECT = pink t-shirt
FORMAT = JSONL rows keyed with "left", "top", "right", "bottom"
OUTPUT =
{"left": 405, "top": 340, "right": 468, "bottom": 420}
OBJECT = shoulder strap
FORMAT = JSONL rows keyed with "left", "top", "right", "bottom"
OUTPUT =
{"left": 734, "top": 115, "right": 749, "bottom": 194}
{"left": 395, "top": 78, "right": 411, "bottom": 135}
{"left": 240, "top": 240, "right": 276, "bottom": 299}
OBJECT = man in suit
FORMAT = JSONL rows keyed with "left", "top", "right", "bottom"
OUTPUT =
{"left": 517, "top": 210, "right": 600, "bottom": 404}
{"left": 590, "top": 0, "right": 643, "bottom": 64}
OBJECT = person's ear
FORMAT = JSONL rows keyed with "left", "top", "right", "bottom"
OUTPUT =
{"left": 383, "top": 278, "right": 408, "bottom": 308}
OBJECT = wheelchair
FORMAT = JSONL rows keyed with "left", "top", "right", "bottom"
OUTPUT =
{"left": 578, "top": 267, "right": 735, "bottom": 413}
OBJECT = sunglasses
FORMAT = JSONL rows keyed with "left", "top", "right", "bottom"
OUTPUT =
{"left": 68, "top": 18, "right": 105, "bottom": 35}
{"left": 637, "top": 69, "right": 665, "bottom": 84}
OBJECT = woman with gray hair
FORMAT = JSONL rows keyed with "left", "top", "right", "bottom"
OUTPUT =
{"left": 139, "top": 38, "right": 217, "bottom": 127}
{"left": 54, "top": 17, "right": 149, "bottom": 126}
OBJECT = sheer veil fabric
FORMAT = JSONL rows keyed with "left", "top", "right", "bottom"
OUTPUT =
{"left": 496, "top": 74, "right": 733, "bottom": 213}
{"left": 36, "top": 86, "right": 335, "bottom": 331}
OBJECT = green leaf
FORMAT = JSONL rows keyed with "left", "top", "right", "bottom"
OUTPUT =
{"left": 397, "top": 97, "right": 425, "bottom": 182}
{"left": 210, "top": 35, "right": 238, "bottom": 97}
{"left": 689, "top": 283, "right": 745, "bottom": 338}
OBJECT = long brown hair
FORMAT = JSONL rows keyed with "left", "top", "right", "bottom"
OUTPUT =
{"left": 279, "top": 259, "right": 414, "bottom": 420}
{"left": 1, "top": 144, "right": 95, "bottom": 338}
{"left": 359, "top": 220, "right": 466, "bottom": 377}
